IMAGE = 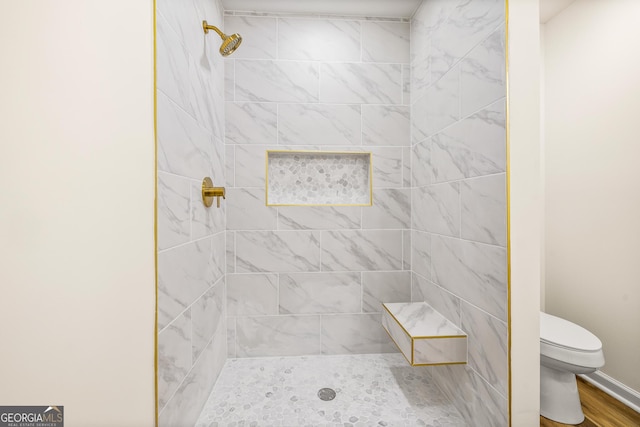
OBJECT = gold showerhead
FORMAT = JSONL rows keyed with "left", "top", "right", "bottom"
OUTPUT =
{"left": 202, "top": 20, "right": 242, "bottom": 57}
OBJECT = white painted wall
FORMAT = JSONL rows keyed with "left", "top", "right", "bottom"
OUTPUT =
{"left": 0, "top": 1, "right": 156, "bottom": 426}
{"left": 539, "top": 0, "right": 576, "bottom": 23}
{"left": 544, "top": 0, "right": 640, "bottom": 393}
{"left": 508, "top": 0, "right": 542, "bottom": 424}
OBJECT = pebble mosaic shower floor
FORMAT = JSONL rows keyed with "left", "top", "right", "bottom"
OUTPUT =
{"left": 195, "top": 353, "right": 466, "bottom": 427}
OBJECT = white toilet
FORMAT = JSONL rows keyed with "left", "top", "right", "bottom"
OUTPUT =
{"left": 540, "top": 311, "right": 605, "bottom": 424}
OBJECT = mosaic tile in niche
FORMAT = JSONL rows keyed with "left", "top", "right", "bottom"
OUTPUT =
{"left": 267, "top": 151, "right": 372, "bottom": 205}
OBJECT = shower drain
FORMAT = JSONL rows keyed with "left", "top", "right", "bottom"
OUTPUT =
{"left": 317, "top": 388, "right": 336, "bottom": 401}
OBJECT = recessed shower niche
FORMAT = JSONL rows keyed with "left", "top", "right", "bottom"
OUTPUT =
{"left": 266, "top": 150, "right": 372, "bottom": 206}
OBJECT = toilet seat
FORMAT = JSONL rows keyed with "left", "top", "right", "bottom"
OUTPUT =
{"left": 541, "top": 312, "right": 601, "bottom": 351}
{"left": 540, "top": 312, "right": 604, "bottom": 369}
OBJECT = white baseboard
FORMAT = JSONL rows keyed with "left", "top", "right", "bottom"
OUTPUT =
{"left": 579, "top": 371, "right": 640, "bottom": 414}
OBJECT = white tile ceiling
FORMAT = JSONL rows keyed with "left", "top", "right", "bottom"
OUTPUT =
{"left": 221, "top": 0, "right": 423, "bottom": 18}
{"left": 223, "top": 0, "right": 573, "bottom": 24}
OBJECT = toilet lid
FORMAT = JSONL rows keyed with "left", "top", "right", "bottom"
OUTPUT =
{"left": 540, "top": 312, "right": 602, "bottom": 352}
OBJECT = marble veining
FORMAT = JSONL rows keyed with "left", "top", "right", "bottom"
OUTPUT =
{"left": 321, "top": 230, "right": 402, "bottom": 271}
{"left": 158, "top": 0, "right": 205, "bottom": 60}
{"left": 461, "top": 174, "right": 507, "bottom": 246}
{"left": 195, "top": 353, "right": 465, "bottom": 427}
{"left": 227, "top": 317, "right": 237, "bottom": 359}
{"left": 236, "top": 315, "right": 321, "bottom": 357}
{"left": 411, "top": 93, "right": 431, "bottom": 144}
{"left": 191, "top": 279, "right": 225, "bottom": 362}
{"left": 210, "top": 233, "right": 226, "bottom": 280}
{"left": 322, "top": 314, "right": 397, "bottom": 355}
{"left": 413, "top": 338, "right": 467, "bottom": 365}
{"left": 223, "top": 11, "right": 414, "bottom": 363}
{"left": 235, "top": 60, "right": 319, "bottom": 103}
{"left": 362, "top": 271, "right": 411, "bottom": 313}
{"left": 224, "top": 58, "right": 234, "bottom": 101}
{"left": 225, "top": 145, "right": 235, "bottom": 187}
{"left": 370, "top": 147, "right": 404, "bottom": 188}
{"left": 461, "top": 301, "right": 508, "bottom": 397}
{"left": 226, "top": 230, "right": 236, "bottom": 274}
{"left": 382, "top": 311, "right": 412, "bottom": 358}
{"left": 158, "top": 238, "right": 217, "bottom": 330}
{"left": 278, "top": 18, "right": 361, "bottom": 61}
{"left": 267, "top": 152, "right": 371, "bottom": 205}
{"left": 157, "top": 13, "right": 193, "bottom": 118}
{"left": 412, "top": 183, "right": 461, "bottom": 237}
{"left": 189, "top": 54, "right": 224, "bottom": 142}
{"left": 234, "top": 144, "right": 278, "bottom": 188}
{"left": 425, "top": 182, "right": 461, "bottom": 237}
{"left": 410, "top": 0, "right": 508, "bottom": 422}
{"left": 226, "top": 188, "right": 277, "bottom": 230}
{"left": 411, "top": 137, "right": 432, "bottom": 188}
{"left": 411, "top": 273, "right": 461, "bottom": 328}
{"left": 362, "top": 105, "right": 410, "bottom": 147}
{"left": 411, "top": 230, "right": 432, "bottom": 280}
{"left": 430, "top": 0, "right": 505, "bottom": 81}
{"left": 402, "top": 64, "right": 411, "bottom": 106}
{"left": 410, "top": 8, "right": 430, "bottom": 104}
{"left": 402, "top": 147, "right": 412, "bottom": 187}
{"left": 320, "top": 63, "right": 402, "bottom": 104}
{"left": 236, "top": 230, "right": 321, "bottom": 273}
{"left": 382, "top": 302, "right": 467, "bottom": 365}
{"left": 277, "top": 206, "right": 361, "bottom": 230}
{"left": 223, "top": 16, "right": 277, "bottom": 60}
{"left": 157, "top": 91, "right": 213, "bottom": 180}
{"left": 227, "top": 273, "right": 278, "bottom": 316}
{"left": 160, "top": 322, "right": 227, "bottom": 427}
{"left": 383, "top": 302, "right": 464, "bottom": 338}
{"left": 278, "top": 104, "right": 361, "bottom": 146}
{"left": 363, "top": 189, "right": 411, "bottom": 229}
{"left": 460, "top": 27, "right": 506, "bottom": 117}
{"left": 279, "top": 272, "right": 361, "bottom": 314}
{"left": 425, "top": 66, "right": 460, "bottom": 136}
{"left": 158, "top": 310, "right": 192, "bottom": 410}
{"left": 431, "top": 235, "right": 508, "bottom": 322}
{"left": 225, "top": 102, "right": 278, "bottom": 145}
{"left": 157, "top": 172, "right": 190, "bottom": 250}
{"left": 431, "top": 100, "right": 506, "bottom": 183}
{"left": 402, "top": 229, "right": 412, "bottom": 270}
{"left": 362, "top": 21, "right": 410, "bottom": 64}
{"left": 432, "top": 364, "right": 508, "bottom": 427}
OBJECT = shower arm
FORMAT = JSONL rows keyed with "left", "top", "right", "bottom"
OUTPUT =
{"left": 202, "top": 21, "right": 226, "bottom": 39}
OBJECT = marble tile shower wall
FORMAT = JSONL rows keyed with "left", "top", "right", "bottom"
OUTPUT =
{"left": 223, "top": 12, "right": 411, "bottom": 358}
{"left": 409, "top": 0, "right": 508, "bottom": 425}
{"left": 156, "top": 0, "right": 227, "bottom": 425}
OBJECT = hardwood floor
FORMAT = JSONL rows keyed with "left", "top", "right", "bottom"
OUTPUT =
{"left": 540, "top": 377, "right": 640, "bottom": 427}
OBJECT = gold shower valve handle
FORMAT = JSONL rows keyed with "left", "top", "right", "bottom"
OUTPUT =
{"left": 202, "top": 177, "right": 225, "bottom": 208}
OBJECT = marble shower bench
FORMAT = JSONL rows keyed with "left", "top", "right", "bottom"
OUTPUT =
{"left": 382, "top": 302, "right": 467, "bottom": 366}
